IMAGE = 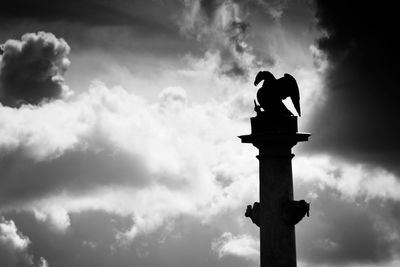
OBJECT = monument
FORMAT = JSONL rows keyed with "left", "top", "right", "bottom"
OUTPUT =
{"left": 240, "top": 71, "right": 310, "bottom": 267}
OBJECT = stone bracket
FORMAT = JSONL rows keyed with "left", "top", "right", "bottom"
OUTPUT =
{"left": 245, "top": 202, "right": 260, "bottom": 227}
{"left": 282, "top": 200, "right": 310, "bottom": 226}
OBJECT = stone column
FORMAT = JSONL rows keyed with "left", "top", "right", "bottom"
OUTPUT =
{"left": 240, "top": 113, "right": 310, "bottom": 267}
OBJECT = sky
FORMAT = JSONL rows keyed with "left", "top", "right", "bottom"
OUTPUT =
{"left": 0, "top": 0, "right": 399, "bottom": 266}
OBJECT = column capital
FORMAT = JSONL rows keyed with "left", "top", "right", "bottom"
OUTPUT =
{"left": 238, "top": 113, "right": 310, "bottom": 150}
{"left": 239, "top": 132, "right": 310, "bottom": 149}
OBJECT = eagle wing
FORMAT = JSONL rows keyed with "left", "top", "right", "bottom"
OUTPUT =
{"left": 283, "top": 73, "right": 301, "bottom": 116}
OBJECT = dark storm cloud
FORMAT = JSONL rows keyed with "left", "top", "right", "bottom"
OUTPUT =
{"left": 3, "top": 211, "right": 255, "bottom": 267}
{"left": 1, "top": 211, "right": 134, "bottom": 267}
{"left": 0, "top": 32, "right": 71, "bottom": 107}
{"left": 0, "top": 0, "right": 160, "bottom": 27}
{"left": 0, "top": 0, "right": 185, "bottom": 44}
{"left": 0, "top": 0, "right": 198, "bottom": 59}
{"left": 295, "top": 185, "right": 400, "bottom": 266}
{"left": 309, "top": 1, "right": 400, "bottom": 174}
{"left": 0, "top": 148, "right": 149, "bottom": 205}
{"left": 198, "top": 0, "right": 222, "bottom": 19}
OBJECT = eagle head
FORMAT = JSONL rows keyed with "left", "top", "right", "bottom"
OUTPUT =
{"left": 254, "top": 71, "right": 276, "bottom": 86}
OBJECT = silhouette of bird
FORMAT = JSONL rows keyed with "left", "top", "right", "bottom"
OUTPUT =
{"left": 254, "top": 71, "right": 301, "bottom": 116}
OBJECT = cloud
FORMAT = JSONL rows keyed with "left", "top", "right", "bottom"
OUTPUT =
{"left": 293, "top": 155, "right": 400, "bottom": 266}
{"left": 254, "top": 0, "right": 288, "bottom": 20}
{"left": 38, "top": 257, "right": 49, "bottom": 267}
{"left": 0, "top": 32, "right": 71, "bottom": 107}
{"left": 0, "top": 217, "right": 48, "bottom": 267}
{"left": 212, "top": 232, "right": 259, "bottom": 261}
{"left": 0, "top": 80, "right": 259, "bottom": 239}
{"left": 295, "top": 185, "right": 400, "bottom": 266}
{"left": 3, "top": 211, "right": 258, "bottom": 267}
{"left": 0, "top": 1, "right": 200, "bottom": 68}
{"left": 0, "top": 0, "right": 175, "bottom": 27}
{"left": 308, "top": 0, "right": 400, "bottom": 174}
{"left": 0, "top": 217, "right": 31, "bottom": 252}
{"left": 158, "top": 86, "right": 188, "bottom": 112}
{"left": 294, "top": 155, "right": 400, "bottom": 201}
{"left": 180, "top": 0, "right": 274, "bottom": 78}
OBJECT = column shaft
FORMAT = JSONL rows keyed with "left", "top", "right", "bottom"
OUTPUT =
{"left": 258, "top": 149, "right": 296, "bottom": 267}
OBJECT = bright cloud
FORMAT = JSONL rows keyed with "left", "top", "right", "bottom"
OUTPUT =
{"left": 0, "top": 81, "right": 259, "bottom": 240}
{"left": 0, "top": 217, "right": 48, "bottom": 267}
{"left": 212, "top": 232, "right": 259, "bottom": 261}
{"left": 294, "top": 155, "right": 400, "bottom": 201}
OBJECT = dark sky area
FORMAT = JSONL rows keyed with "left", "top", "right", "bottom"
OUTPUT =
{"left": 310, "top": 0, "right": 400, "bottom": 175}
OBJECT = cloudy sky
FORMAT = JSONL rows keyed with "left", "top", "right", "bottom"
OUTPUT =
{"left": 0, "top": 0, "right": 399, "bottom": 266}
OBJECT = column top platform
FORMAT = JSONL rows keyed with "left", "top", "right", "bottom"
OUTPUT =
{"left": 238, "top": 113, "right": 310, "bottom": 147}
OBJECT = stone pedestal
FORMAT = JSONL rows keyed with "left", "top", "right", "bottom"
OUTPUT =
{"left": 239, "top": 113, "right": 310, "bottom": 267}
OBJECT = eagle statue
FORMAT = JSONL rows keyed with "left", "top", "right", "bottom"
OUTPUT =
{"left": 253, "top": 71, "right": 301, "bottom": 116}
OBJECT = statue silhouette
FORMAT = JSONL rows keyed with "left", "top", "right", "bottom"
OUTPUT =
{"left": 254, "top": 71, "right": 301, "bottom": 116}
